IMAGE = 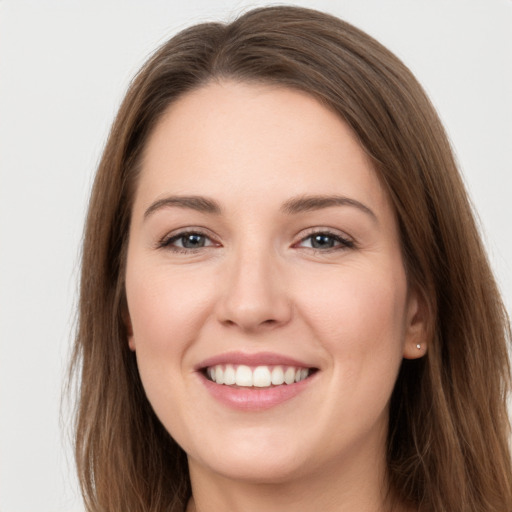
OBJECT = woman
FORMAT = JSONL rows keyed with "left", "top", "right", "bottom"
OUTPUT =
{"left": 71, "top": 6, "right": 512, "bottom": 512}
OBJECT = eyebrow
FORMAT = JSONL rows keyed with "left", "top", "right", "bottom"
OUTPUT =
{"left": 144, "top": 195, "right": 222, "bottom": 219}
{"left": 281, "top": 194, "right": 377, "bottom": 222}
{"left": 143, "top": 193, "right": 377, "bottom": 222}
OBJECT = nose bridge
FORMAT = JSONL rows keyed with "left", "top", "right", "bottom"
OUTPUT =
{"left": 217, "top": 237, "right": 291, "bottom": 331}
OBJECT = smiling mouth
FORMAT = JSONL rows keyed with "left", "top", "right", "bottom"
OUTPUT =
{"left": 203, "top": 364, "right": 318, "bottom": 388}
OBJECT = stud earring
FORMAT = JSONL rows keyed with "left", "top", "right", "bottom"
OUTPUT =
{"left": 416, "top": 344, "right": 421, "bottom": 350}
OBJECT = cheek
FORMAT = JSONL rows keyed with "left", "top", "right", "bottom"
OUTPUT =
{"left": 124, "top": 262, "right": 215, "bottom": 423}
{"left": 126, "top": 262, "right": 213, "bottom": 348}
{"left": 296, "top": 262, "right": 408, "bottom": 373}
{"left": 295, "top": 265, "right": 408, "bottom": 440}
{"left": 125, "top": 261, "right": 221, "bottom": 404}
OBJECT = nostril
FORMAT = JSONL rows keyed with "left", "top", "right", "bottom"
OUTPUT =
{"left": 222, "top": 318, "right": 277, "bottom": 329}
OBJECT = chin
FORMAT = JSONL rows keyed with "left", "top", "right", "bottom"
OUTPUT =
{"left": 186, "top": 427, "right": 317, "bottom": 484}
{"left": 193, "top": 452, "right": 310, "bottom": 485}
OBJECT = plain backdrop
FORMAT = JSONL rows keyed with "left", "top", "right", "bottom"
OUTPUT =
{"left": 0, "top": 1, "right": 511, "bottom": 511}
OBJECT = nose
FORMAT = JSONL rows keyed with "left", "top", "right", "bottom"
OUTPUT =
{"left": 216, "top": 249, "right": 293, "bottom": 332}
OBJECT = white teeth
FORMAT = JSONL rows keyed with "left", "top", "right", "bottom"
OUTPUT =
{"left": 223, "top": 364, "right": 236, "bottom": 385}
{"left": 253, "top": 366, "right": 272, "bottom": 387}
{"left": 235, "top": 365, "right": 253, "bottom": 387}
{"left": 271, "top": 366, "right": 285, "bottom": 385}
{"left": 284, "top": 367, "right": 295, "bottom": 385}
{"left": 206, "top": 364, "right": 312, "bottom": 387}
{"left": 215, "top": 366, "right": 225, "bottom": 385}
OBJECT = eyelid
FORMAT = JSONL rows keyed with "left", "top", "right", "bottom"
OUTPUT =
{"left": 155, "top": 226, "right": 354, "bottom": 252}
{"left": 157, "top": 226, "right": 220, "bottom": 250}
{"left": 293, "top": 227, "right": 355, "bottom": 250}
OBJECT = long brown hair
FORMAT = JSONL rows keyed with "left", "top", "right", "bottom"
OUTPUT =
{"left": 71, "top": 6, "right": 512, "bottom": 511}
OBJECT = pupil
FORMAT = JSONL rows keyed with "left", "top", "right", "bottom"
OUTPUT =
{"left": 183, "top": 234, "right": 205, "bottom": 248}
{"left": 312, "top": 234, "right": 334, "bottom": 248}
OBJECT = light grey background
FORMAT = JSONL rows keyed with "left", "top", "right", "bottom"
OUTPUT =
{"left": 0, "top": 1, "right": 510, "bottom": 511}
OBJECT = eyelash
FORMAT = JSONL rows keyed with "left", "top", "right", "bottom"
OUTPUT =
{"left": 158, "top": 230, "right": 216, "bottom": 254}
{"left": 157, "top": 229, "right": 355, "bottom": 254}
{"left": 294, "top": 229, "right": 355, "bottom": 252}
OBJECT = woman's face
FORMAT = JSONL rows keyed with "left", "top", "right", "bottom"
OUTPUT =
{"left": 125, "top": 81, "right": 424, "bottom": 485}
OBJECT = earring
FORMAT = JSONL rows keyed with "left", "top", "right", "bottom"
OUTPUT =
{"left": 416, "top": 344, "right": 421, "bottom": 350}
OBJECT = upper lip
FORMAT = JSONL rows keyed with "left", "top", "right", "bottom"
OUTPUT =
{"left": 195, "top": 351, "right": 316, "bottom": 371}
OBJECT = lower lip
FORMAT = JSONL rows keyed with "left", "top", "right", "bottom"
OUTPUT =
{"left": 199, "top": 373, "right": 315, "bottom": 411}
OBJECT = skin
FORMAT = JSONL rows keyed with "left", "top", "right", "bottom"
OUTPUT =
{"left": 125, "top": 81, "right": 426, "bottom": 512}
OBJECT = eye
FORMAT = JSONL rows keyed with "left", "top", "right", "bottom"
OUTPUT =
{"left": 159, "top": 230, "right": 217, "bottom": 252}
{"left": 296, "top": 231, "right": 354, "bottom": 251}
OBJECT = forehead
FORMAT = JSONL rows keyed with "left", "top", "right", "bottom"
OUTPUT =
{"left": 136, "top": 80, "right": 388, "bottom": 214}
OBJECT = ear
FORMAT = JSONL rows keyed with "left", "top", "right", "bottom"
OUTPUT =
{"left": 402, "top": 288, "right": 428, "bottom": 360}
{"left": 122, "top": 302, "right": 136, "bottom": 351}
{"left": 127, "top": 323, "right": 136, "bottom": 351}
